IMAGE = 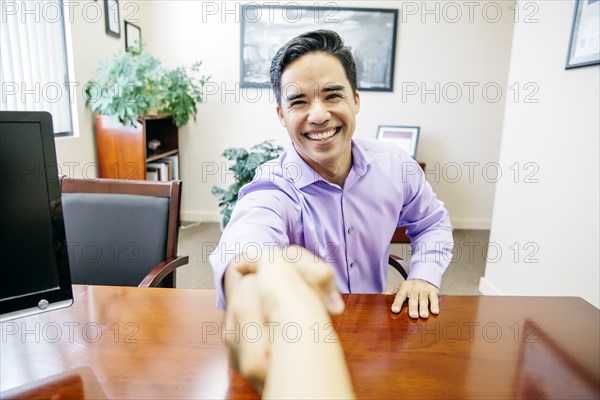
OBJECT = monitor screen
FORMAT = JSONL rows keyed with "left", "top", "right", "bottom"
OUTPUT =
{"left": 0, "top": 111, "right": 73, "bottom": 321}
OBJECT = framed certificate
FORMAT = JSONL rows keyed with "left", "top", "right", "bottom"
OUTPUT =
{"left": 566, "top": 0, "right": 600, "bottom": 69}
{"left": 125, "top": 21, "right": 141, "bottom": 52}
{"left": 104, "top": 0, "right": 121, "bottom": 38}
{"left": 377, "top": 125, "right": 420, "bottom": 158}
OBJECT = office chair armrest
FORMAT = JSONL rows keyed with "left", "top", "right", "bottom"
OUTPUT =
{"left": 388, "top": 255, "right": 408, "bottom": 280}
{"left": 139, "top": 256, "right": 190, "bottom": 288}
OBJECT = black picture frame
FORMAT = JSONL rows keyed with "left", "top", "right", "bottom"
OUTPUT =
{"left": 566, "top": 0, "right": 600, "bottom": 69}
{"left": 240, "top": 5, "right": 398, "bottom": 91}
{"left": 125, "top": 21, "right": 141, "bottom": 52}
{"left": 104, "top": 0, "right": 120, "bottom": 38}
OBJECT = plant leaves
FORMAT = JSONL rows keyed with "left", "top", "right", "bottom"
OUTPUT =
{"left": 84, "top": 43, "right": 209, "bottom": 127}
{"left": 211, "top": 140, "right": 284, "bottom": 222}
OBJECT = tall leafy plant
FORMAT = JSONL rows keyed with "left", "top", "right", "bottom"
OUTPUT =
{"left": 86, "top": 45, "right": 208, "bottom": 128}
{"left": 212, "top": 140, "right": 284, "bottom": 227}
{"left": 157, "top": 62, "right": 206, "bottom": 128}
{"left": 85, "top": 49, "right": 162, "bottom": 127}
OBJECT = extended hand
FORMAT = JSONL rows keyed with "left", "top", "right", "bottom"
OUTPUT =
{"left": 224, "top": 246, "right": 346, "bottom": 393}
{"left": 390, "top": 279, "right": 440, "bottom": 319}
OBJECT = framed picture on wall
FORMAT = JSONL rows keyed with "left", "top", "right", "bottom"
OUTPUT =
{"left": 240, "top": 5, "right": 398, "bottom": 91}
{"left": 377, "top": 125, "right": 420, "bottom": 158}
{"left": 104, "top": 0, "right": 120, "bottom": 38}
{"left": 566, "top": 0, "right": 600, "bottom": 69}
{"left": 125, "top": 21, "right": 141, "bottom": 52}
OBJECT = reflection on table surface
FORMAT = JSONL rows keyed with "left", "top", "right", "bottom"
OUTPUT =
{"left": 1, "top": 286, "right": 598, "bottom": 399}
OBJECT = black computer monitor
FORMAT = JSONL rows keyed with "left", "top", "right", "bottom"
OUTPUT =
{"left": 0, "top": 111, "right": 73, "bottom": 321}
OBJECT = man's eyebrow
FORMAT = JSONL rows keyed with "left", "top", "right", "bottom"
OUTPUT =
{"left": 285, "top": 93, "right": 306, "bottom": 102}
{"left": 323, "top": 85, "right": 345, "bottom": 92}
{"left": 285, "top": 85, "right": 345, "bottom": 102}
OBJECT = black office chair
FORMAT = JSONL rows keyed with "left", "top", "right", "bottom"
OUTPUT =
{"left": 388, "top": 224, "right": 411, "bottom": 280}
{"left": 60, "top": 177, "right": 189, "bottom": 288}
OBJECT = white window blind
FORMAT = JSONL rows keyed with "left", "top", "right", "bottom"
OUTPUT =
{"left": 1, "top": 0, "right": 73, "bottom": 135}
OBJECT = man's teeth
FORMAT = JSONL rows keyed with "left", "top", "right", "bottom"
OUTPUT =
{"left": 306, "top": 128, "right": 337, "bottom": 141}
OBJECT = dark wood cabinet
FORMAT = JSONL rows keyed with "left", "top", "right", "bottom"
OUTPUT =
{"left": 95, "top": 114, "right": 179, "bottom": 181}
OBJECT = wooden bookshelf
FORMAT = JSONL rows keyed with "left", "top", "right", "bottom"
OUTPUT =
{"left": 95, "top": 114, "right": 179, "bottom": 181}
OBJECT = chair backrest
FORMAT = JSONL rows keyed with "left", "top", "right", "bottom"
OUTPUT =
{"left": 60, "top": 178, "right": 182, "bottom": 287}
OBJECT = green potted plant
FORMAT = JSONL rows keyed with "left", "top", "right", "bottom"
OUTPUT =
{"left": 85, "top": 45, "right": 208, "bottom": 128}
{"left": 212, "top": 140, "right": 284, "bottom": 228}
{"left": 157, "top": 62, "right": 207, "bottom": 128}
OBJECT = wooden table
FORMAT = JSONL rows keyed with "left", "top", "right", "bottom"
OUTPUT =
{"left": 1, "top": 286, "right": 598, "bottom": 399}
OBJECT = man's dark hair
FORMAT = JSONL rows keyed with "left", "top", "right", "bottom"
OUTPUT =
{"left": 270, "top": 30, "right": 358, "bottom": 107}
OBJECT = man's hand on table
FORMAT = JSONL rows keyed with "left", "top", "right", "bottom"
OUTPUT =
{"left": 389, "top": 279, "right": 440, "bottom": 319}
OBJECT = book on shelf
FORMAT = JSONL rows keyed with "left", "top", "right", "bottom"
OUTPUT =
{"left": 146, "top": 169, "right": 159, "bottom": 181}
{"left": 146, "top": 162, "right": 169, "bottom": 181}
{"left": 146, "top": 154, "right": 179, "bottom": 181}
{"left": 163, "top": 154, "right": 179, "bottom": 180}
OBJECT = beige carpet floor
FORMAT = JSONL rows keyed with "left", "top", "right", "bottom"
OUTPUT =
{"left": 176, "top": 222, "right": 489, "bottom": 295}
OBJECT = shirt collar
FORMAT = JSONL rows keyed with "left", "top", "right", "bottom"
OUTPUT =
{"left": 280, "top": 139, "right": 374, "bottom": 190}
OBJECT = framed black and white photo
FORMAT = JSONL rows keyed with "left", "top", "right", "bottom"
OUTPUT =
{"left": 566, "top": 0, "right": 600, "bottom": 69}
{"left": 240, "top": 5, "right": 398, "bottom": 91}
{"left": 104, "top": 0, "right": 120, "bottom": 37}
{"left": 125, "top": 21, "right": 141, "bottom": 52}
{"left": 377, "top": 125, "right": 420, "bottom": 158}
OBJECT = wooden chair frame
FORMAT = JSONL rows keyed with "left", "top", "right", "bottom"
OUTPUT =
{"left": 60, "top": 177, "right": 189, "bottom": 288}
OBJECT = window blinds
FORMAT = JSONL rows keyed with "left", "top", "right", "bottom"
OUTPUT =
{"left": 1, "top": 0, "right": 73, "bottom": 135}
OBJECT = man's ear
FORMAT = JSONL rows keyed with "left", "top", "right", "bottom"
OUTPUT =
{"left": 354, "top": 91, "right": 361, "bottom": 114}
{"left": 276, "top": 106, "right": 286, "bottom": 128}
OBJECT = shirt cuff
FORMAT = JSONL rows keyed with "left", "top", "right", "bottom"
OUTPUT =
{"left": 406, "top": 262, "right": 443, "bottom": 288}
{"left": 209, "top": 251, "right": 239, "bottom": 309}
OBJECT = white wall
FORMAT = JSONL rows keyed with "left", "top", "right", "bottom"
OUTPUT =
{"left": 53, "top": 1, "right": 599, "bottom": 306}
{"left": 138, "top": 0, "right": 515, "bottom": 228}
{"left": 480, "top": 1, "right": 600, "bottom": 308}
{"left": 55, "top": 0, "right": 145, "bottom": 178}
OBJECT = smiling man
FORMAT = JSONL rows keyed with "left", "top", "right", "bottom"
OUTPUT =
{"left": 210, "top": 30, "right": 453, "bottom": 321}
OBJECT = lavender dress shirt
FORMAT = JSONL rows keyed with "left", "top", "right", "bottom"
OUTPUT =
{"left": 209, "top": 138, "right": 453, "bottom": 307}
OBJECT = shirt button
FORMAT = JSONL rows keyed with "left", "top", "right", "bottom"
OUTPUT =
{"left": 347, "top": 227, "right": 353, "bottom": 234}
{"left": 350, "top": 262, "right": 356, "bottom": 268}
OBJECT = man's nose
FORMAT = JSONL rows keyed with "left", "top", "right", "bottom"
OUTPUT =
{"left": 307, "top": 101, "right": 330, "bottom": 125}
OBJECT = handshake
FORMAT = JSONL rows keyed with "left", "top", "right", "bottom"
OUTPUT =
{"left": 224, "top": 246, "right": 355, "bottom": 399}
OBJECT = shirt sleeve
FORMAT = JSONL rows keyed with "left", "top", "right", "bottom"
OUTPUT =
{"left": 399, "top": 164, "right": 454, "bottom": 287}
{"left": 209, "top": 182, "right": 300, "bottom": 308}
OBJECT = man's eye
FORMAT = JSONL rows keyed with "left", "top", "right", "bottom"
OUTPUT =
{"left": 326, "top": 93, "right": 343, "bottom": 100}
{"left": 289, "top": 101, "right": 305, "bottom": 108}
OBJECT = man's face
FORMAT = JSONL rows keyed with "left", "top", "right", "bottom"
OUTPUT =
{"left": 276, "top": 52, "right": 360, "bottom": 177}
